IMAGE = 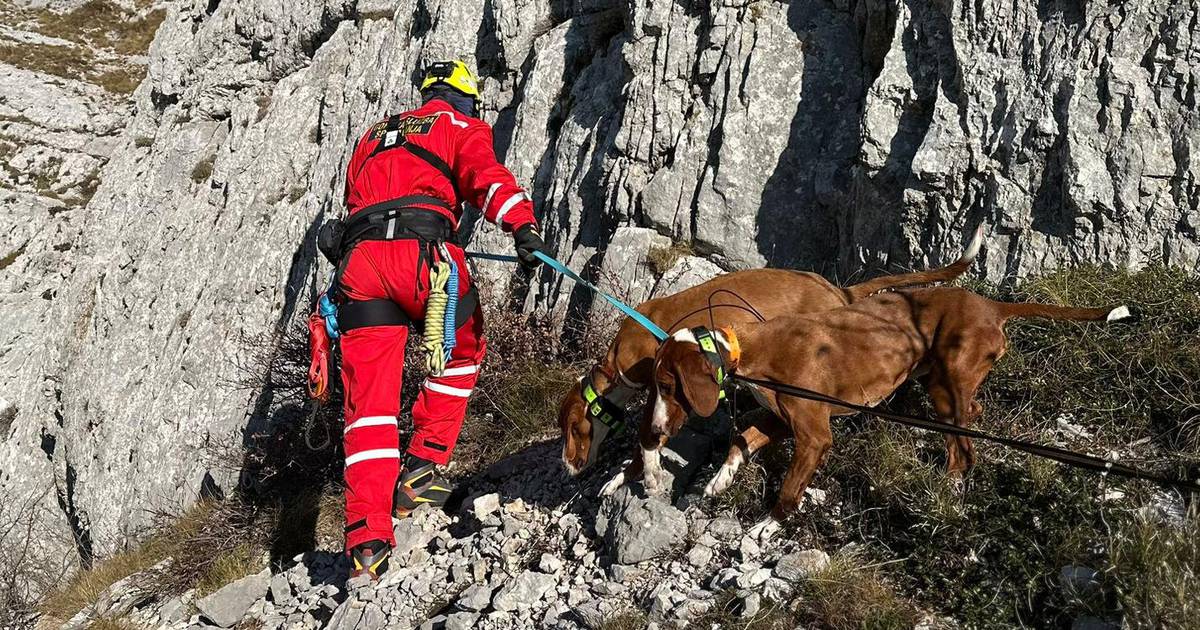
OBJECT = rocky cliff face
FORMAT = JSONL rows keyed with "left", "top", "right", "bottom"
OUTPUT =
{"left": 1, "top": 0, "right": 1196, "bottom": 571}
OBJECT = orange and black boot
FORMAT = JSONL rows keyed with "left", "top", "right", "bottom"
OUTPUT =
{"left": 349, "top": 539, "right": 390, "bottom": 580}
{"left": 393, "top": 455, "right": 454, "bottom": 518}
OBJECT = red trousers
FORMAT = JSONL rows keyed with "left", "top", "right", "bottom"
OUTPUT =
{"left": 339, "top": 240, "right": 485, "bottom": 549}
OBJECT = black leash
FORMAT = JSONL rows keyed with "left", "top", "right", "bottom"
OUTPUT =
{"left": 732, "top": 375, "right": 1199, "bottom": 493}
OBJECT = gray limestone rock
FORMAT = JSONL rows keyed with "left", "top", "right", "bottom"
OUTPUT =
{"left": 491, "top": 570, "right": 558, "bottom": 612}
{"left": 269, "top": 572, "right": 293, "bottom": 605}
{"left": 595, "top": 487, "right": 687, "bottom": 564}
{"left": 686, "top": 545, "right": 713, "bottom": 569}
{"left": 446, "top": 611, "right": 480, "bottom": 630}
{"left": 195, "top": 570, "right": 271, "bottom": 628}
{"left": 773, "top": 549, "right": 831, "bottom": 582}
{"left": 456, "top": 583, "right": 495, "bottom": 613}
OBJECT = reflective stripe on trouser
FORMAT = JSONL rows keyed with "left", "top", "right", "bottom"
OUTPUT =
{"left": 337, "top": 240, "right": 485, "bottom": 550}
{"left": 409, "top": 304, "right": 485, "bottom": 466}
{"left": 340, "top": 323, "right": 408, "bottom": 549}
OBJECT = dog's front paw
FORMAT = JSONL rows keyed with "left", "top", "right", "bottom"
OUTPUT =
{"left": 599, "top": 471, "right": 626, "bottom": 497}
{"left": 748, "top": 517, "right": 781, "bottom": 542}
{"left": 704, "top": 462, "right": 737, "bottom": 497}
{"left": 643, "top": 468, "right": 669, "bottom": 496}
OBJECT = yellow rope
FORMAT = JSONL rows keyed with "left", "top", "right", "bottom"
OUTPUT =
{"left": 423, "top": 261, "right": 451, "bottom": 376}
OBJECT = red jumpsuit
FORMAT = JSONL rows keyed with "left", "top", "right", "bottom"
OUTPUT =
{"left": 340, "top": 99, "right": 536, "bottom": 550}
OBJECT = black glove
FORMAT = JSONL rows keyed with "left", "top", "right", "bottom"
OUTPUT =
{"left": 513, "top": 224, "right": 546, "bottom": 270}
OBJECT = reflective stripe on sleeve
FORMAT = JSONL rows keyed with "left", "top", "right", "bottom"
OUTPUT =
{"left": 493, "top": 191, "right": 528, "bottom": 225}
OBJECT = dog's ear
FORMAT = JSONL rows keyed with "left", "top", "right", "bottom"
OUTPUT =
{"left": 674, "top": 347, "right": 721, "bottom": 418}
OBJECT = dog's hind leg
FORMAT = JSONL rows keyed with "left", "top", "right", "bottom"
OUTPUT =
{"left": 706, "top": 413, "right": 788, "bottom": 497}
{"left": 927, "top": 341, "right": 996, "bottom": 476}
{"left": 923, "top": 374, "right": 969, "bottom": 476}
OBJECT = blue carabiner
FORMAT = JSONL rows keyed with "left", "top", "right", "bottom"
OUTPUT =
{"left": 319, "top": 293, "right": 340, "bottom": 340}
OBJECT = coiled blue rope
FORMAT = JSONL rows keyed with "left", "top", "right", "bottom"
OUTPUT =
{"left": 443, "top": 257, "right": 459, "bottom": 362}
{"left": 318, "top": 292, "right": 340, "bottom": 340}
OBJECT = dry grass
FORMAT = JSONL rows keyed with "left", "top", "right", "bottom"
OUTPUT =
{"left": 978, "top": 265, "right": 1200, "bottom": 454}
{"left": 1, "top": 0, "right": 165, "bottom": 94}
{"left": 32, "top": 1, "right": 165, "bottom": 56}
{"left": 38, "top": 538, "right": 161, "bottom": 625}
{"left": 39, "top": 500, "right": 268, "bottom": 625}
{"left": 0, "top": 40, "right": 95, "bottom": 81}
{"left": 195, "top": 544, "right": 262, "bottom": 597}
{"left": 595, "top": 609, "right": 648, "bottom": 630}
{"left": 0, "top": 243, "right": 26, "bottom": 271}
{"left": 796, "top": 548, "right": 921, "bottom": 630}
{"left": 647, "top": 241, "right": 694, "bottom": 277}
{"left": 459, "top": 307, "right": 583, "bottom": 469}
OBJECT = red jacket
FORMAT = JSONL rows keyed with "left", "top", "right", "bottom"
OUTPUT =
{"left": 344, "top": 99, "right": 537, "bottom": 233}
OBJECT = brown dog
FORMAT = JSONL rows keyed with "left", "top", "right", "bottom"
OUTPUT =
{"left": 559, "top": 229, "right": 984, "bottom": 477}
{"left": 633, "top": 286, "right": 1129, "bottom": 539}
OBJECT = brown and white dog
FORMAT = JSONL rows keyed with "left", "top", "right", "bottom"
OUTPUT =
{"left": 558, "top": 228, "right": 984, "bottom": 477}
{"left": 629, "top": 286, "right": 1130, "bottom": 539}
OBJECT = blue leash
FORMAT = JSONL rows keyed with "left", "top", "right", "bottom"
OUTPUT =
{"left": 466, "top": 250, "right": 670, "bottom": 342}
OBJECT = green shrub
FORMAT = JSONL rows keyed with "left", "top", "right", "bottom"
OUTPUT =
{"left": 979, "top": 265, "right": 1200, "bottom": 454}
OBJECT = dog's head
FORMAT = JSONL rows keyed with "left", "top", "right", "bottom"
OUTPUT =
{"left": 559, "top": 369, "right": 629, "bottom": 476}
{"left": 558, "top": 379, "right": 593, "bottom": 476}
{"left": 648, "top": 329, "right": 736, "bottom": 433}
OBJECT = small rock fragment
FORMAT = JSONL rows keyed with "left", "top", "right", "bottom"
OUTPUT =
{"left": 492, "top": 570, "right": 558, "bottom": 612}
{"left": 773, "top": 549, "right": 830, "bottom": 582}
{"left": 195, "top": 570, "right": 271, "bottom": 628}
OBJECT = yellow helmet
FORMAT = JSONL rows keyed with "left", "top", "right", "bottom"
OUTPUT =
{"left": 420, "top": 60, "right": 480, "bottom": 100}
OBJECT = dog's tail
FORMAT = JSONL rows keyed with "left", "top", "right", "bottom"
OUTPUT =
{"left": 997, "top": 302, "right": 1132, "bottom": 323}
{"left": 845, "top": 225, "right": 983, "bottom": 301}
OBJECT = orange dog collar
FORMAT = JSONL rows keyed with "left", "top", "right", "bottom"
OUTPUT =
{"left": 717, "top": 326, "right": 741, "bottom": 369}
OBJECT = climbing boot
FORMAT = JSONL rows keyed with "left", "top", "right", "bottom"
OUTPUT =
{"left": 349, "top": 539, "right": 390, "bottom": 580}
{"left": 394, "top": 456, "right": 454, "bottom": 518}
